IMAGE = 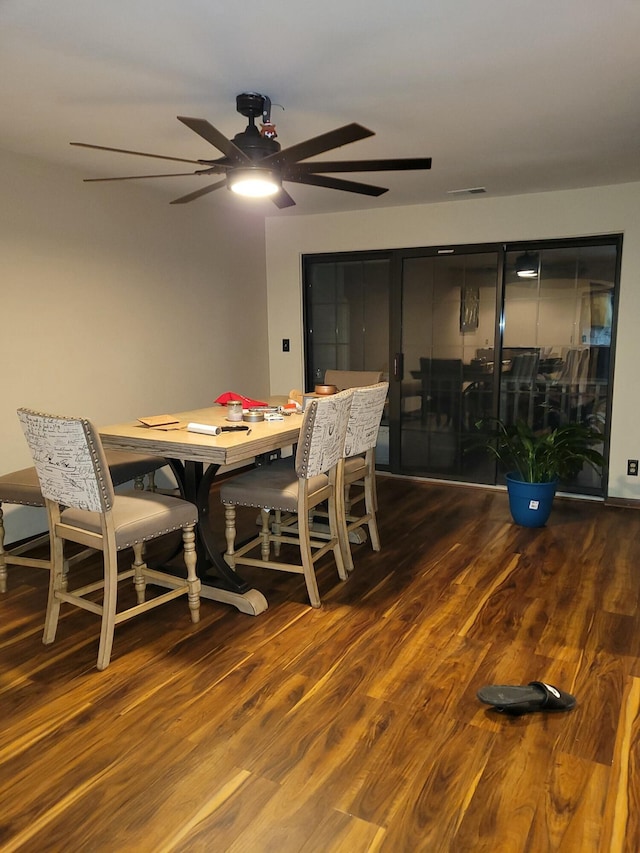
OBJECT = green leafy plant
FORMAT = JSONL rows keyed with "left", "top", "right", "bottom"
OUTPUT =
{"left": 477, "top": 418, "right": 605, "bottom": 483}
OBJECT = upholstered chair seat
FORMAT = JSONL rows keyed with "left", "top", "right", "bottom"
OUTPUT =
{"left": 0, "top": 451, "right": 167, "bottom": 593}
{"left": 221, "top": 459, "right": 330, "bottom": 513}
{"left": 60, "top": 490, "right": 196, "bottom": 548}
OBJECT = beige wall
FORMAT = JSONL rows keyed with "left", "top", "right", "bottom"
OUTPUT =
{"left": 1, "top": 148, "right": 269, "bottom": 539}
{"left": 265, "top": 181, "right": 640, "bottom": 500}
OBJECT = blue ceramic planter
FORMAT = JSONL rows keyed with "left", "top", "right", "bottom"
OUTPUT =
{"left": 505, "top": 474, "right": 558, "bottom": 527}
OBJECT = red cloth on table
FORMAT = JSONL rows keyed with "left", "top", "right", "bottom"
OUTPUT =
{"left": 214, "top": 392, "right": 268, "bottom": 407}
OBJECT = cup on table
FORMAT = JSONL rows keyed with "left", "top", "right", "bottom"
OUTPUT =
{"left": 227, "top": 400, "right": 243, "bottom": 422}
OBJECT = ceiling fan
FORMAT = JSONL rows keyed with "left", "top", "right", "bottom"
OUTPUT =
{"left": 70, "top": 92, "right": 432, "bottom": 208}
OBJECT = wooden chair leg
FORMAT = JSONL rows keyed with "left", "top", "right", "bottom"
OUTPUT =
{"left": 0, "top": 504, "right": 6, "bottom": 594}
{"left": 370, "top": 465, "right": 379, "bottom": 512}
{"left": 134, "top": 472, "right": 158, "bottom": 491}
{"left": 259, "top": 509, "right": 271, "bottom": 561}
{"left": 132, "top": 542, "right": 147, "bottom": 604}
{"left": 273, "top": 510, "right": 282, "bottom": 556}
{"left": 97, "top": 543, "right": 119, "bottom": 671}
{"left": 336, "top": 464, "right": 353, "bottom": 574}
{"left": 344, "top": 484, "right": 352, "bottom": 516}
{"left": 43, "top": 533, "right": 65, "bottom": 646}
{"left": 297, "top": 509, "right": 321, "bottom": 608}
{"left": 182, "top": 524, "right": 200, "bottom": 624}
{"left": 223, "top": 503, "right": 237, "bottom": 569}
{"left": 364, "top": 474, "right": 381, "bottom": 552}
{"left": 328, "top": 493, "right": 349, "bottom": 581}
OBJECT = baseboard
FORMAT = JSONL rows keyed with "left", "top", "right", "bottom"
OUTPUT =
{"left": 605, "top": 496, "right": 640, "bottom": 510}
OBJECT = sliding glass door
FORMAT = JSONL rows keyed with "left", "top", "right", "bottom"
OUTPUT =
{"left": 303, "top": 236, "right": 620, "bottom": 496}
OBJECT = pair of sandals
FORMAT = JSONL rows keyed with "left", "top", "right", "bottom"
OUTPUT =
{"left": 477, "top": 681, "right": 576, "bottom": 715}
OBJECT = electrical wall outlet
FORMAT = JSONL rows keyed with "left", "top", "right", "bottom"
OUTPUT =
{"left": 627, "top": 459, "right": 638, "bottom": 476}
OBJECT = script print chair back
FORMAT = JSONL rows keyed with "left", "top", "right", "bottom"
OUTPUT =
{"left": 341, "top": 382, "right": 389, "bottom": 572}
{"left": 18, "top": 408, "right": 200, "bottom": 670}
{"left": 220, "top": 389, "right": 353, "bottom": 608}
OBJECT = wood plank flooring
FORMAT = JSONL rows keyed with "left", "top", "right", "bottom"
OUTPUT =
{"left": 1, "top": 476, "right": 639, "bottom": 852}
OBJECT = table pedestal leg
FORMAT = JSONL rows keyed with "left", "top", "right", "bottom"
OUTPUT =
{"left": 172, "top": 459, "right": 267, "bottom": 615}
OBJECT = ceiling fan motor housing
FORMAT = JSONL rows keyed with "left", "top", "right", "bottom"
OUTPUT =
{"left": 232, "top": 126, "right": 280, "bottom": 160}
{"left": 234, "top": 92, "right": 280, "bottom": 159}
{"left": 235, "top": 92, "right": 267, "bottom": 118}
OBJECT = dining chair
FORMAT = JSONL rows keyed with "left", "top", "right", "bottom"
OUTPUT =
{"left": 219, "top": 389, "right": 353, "bottom": 608}
{"left": 17, "top": 408, "right": 200, "bottom": 670}
{"left": 555, "top": 347, "right": 590, "bottom": 421}
{"left": 418, "top": 358, "right": 464, "bottom": 427}
{"left": 500, "top": 351, "right": 541, "bottom": 426}
{"left": 341, "top": 381, "right": 389, "bottom": 572}
{"left": 0, "top": 451, "right": 167, "bottom": 594}
{"left": 323, "top": 369, "right": 383, "bottom": 390}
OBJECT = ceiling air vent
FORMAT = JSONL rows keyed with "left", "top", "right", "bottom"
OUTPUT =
{"left": 447, "top": 187, "right": 487, "bottom": 196}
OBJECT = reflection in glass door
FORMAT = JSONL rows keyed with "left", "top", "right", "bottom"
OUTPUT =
{"left": 304, "top": 254, "right": 391, "bottom": 461}
{"left": 399, "top": 250, "right": 499, "bottom": 482}
{"left": 499, "top": 242, "right": 618, "bottom": 494}
{"left": 304, "top": 256, "right": 390, "bottom": 387}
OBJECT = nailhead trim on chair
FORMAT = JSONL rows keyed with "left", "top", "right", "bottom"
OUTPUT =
{"left": 296, "top": 400, "right": 317, "bottom": 478}
{"left": 115, "top": 523, "right": 197, "bottom": 549}
{"left": 80, "top": 417, "right": 113, "bottom": 511}
{"left": 0, "top": 468, "right": 46, "bottom": 507}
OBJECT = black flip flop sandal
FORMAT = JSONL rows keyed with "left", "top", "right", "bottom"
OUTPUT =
{"left": 477, "top": 681, "right": 577, "bottom": 715}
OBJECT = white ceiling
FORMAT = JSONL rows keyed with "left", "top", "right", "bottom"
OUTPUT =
{"left": 2, "top": 0, "right": 640, "bottom": 217}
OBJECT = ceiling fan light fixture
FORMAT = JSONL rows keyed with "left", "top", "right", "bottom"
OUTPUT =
{"left": 228, "top": 168, "right": 280, "bottom": 198}
{"left": 72, "top": 92, "right": 433, "bottom": 207}
{"left": 515, "top": 251, "right": 539, "bottom": 278}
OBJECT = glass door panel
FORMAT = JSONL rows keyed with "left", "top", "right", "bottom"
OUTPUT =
{"left": 502, "top": 243, "right": 617, "bottom": 494}
{"left": 399, "top": 251, "right": 499, "bottom": 482}
{"left": 304, "top": 255, "right": 391, "bottom": 463}
{"left": 305, "top": 257, "right": 390, "bottom": 387}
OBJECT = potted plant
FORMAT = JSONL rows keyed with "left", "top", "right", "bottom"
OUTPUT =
{"left": 477, "top": 418, "right": 605, "bottom": 527}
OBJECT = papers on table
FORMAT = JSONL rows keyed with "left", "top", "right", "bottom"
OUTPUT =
{"left": 138, "top": 415, "right": 186, "bottom": 430}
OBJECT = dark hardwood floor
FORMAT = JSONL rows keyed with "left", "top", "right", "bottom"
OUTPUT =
{"left": 1, "top": 476, "right": 639, "bottom": 852}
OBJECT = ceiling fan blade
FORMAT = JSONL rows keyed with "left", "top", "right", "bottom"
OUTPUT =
{"left": 177, "top": 116, "right": 251, "bottom": 165}
{"left": 70, "top": 142, "right": 204, "bottom": 166}
{"left": 288, "top": 173, "right": 388, "bottom": 197}
{"left": 83, "top": 171, "right": 215, "bottom": 182}
{"left": 288, "top": 157, "right": 433, "bottom": 175}
{"left": 169, "top": 178, "right": 228, "bottom": 205}
{"left": 263, "top": 123, "right": 374, "bottom": 169}
{"left": 272, "top": 188, "right": 296, "bottom": 209}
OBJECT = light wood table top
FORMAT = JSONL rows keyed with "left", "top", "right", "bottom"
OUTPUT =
{"left": 100, "top": 406, "right": 303, "bottom": 466}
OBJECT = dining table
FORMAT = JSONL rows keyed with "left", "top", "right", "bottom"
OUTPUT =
{"left": 99, "top": 405, "right": 303, "bottom": 615}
